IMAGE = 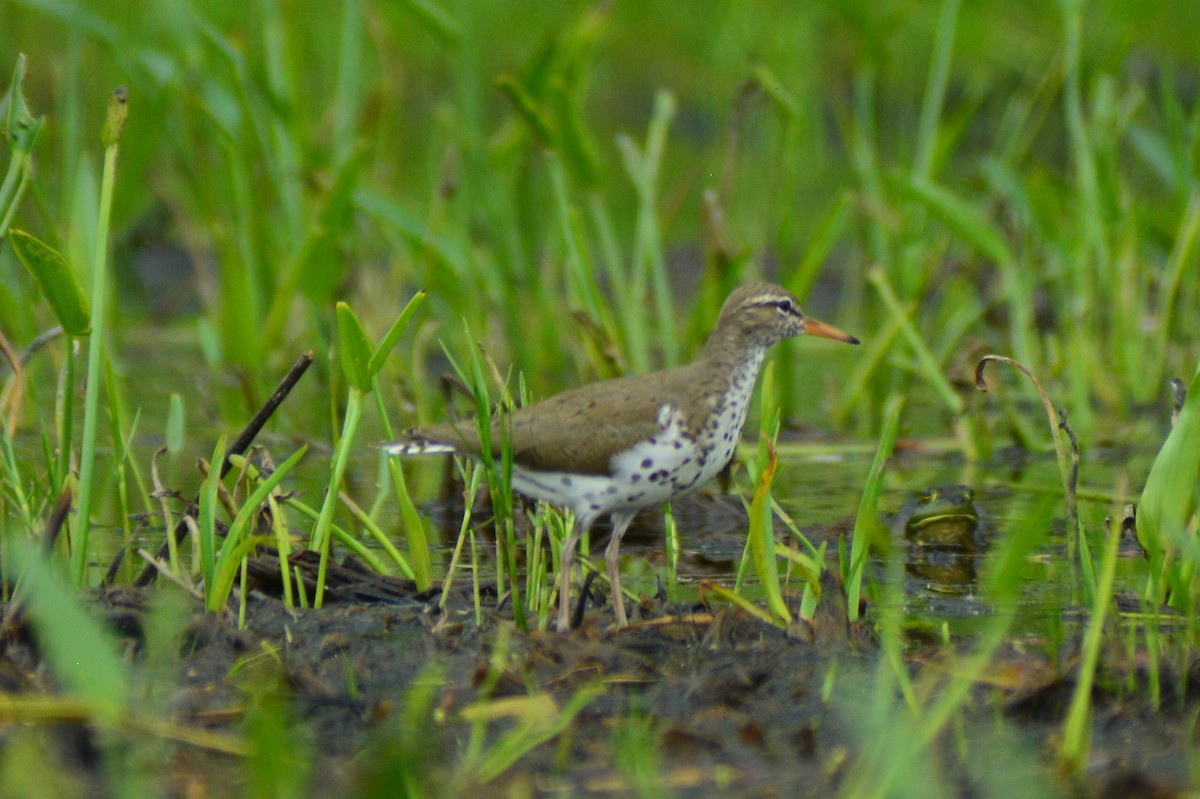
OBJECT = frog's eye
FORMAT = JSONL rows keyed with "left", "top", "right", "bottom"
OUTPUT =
{"left": 921, "top": 488, "right": 939, "bottom": 503}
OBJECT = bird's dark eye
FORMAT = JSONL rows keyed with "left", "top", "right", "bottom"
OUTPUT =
{"left": 776, "top": 299, "right": 793, "bottom": 313}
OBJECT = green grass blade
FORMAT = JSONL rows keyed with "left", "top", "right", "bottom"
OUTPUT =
{"left": 263, "top": 146, "right": 371, "bottom": 345}
{"left": 339, "top": 485, "right": 414, "bottom": 580}
{"left": 215, "top": 447, "right": 308, "bottom": 570}
{"left": 907, "top": 177, "right": 1035, "bottom": 371}
{"left": 752, "top": 65, "right": 801, "bottom": 121}
{"left": 469, "top": 684, "right": 604, "bottom": 784}
{"left": 618, "top": 89, "right": 678, "bottom": 372}
{"left": 787, "top": 192, "right": 852, "bottom": 303}
{"left": 845, "top": 394, "right": 903, "bottom": 622}
{"left": 9, "top": 538, "right": 128, "bottom": 722}
{"left": 867, "top": 267, "right": 963, "bottom": 415}
{"left": 496, "top": 75, "right": 556, "bottom": 147}
{"left": 1150, "top": 189, "right": 1200, "bottom": 390}
{"left": 209, "top": 535, "right": 273, "bottom": 612}
{"left": 311, "top": 388, "right": 364, "bottom": 607}
{"left": 552, "top": 77, "right": 603, "bottom": 190}
{"left": 72, "top": 87, "right": 125, "bottom": 586}
{"left": 1061, "top": 494, "right": 1126, "bottom": 772}
{"left": 702, "top": 582, "right": 787, "bottom": 629}
{"left": 748, "top": 439, "right": 788, "bottom": 624}
{"left": 166, "top": 393, "right": 185, "bottom": 455}
{"left": 4, "top": 54, "right": 45, "bottom": 156}
{"left": 0, "top": 55, "right": 45, "bottom": 232}
{"left": 460, "top": 328, "right": 525, "bottom": 631}
{"left": 330, "top": 0, "right": 368, "bottom": 164}
{"left": 354, "top": 188, "right": 468, "bottom": 276}
{"left": 198, "top": 436, "right": 228, "bottom": 593}
{"left": 396, "top": 0, "right": 460, "bottom": 46}
{"left": 747, "top": 361, "right": 790, "bottom": 625}
{"left": 373, "top": 386, "right": 433, "bottom": 590}
{"left": 912, "top": 0, "right": 960, "bottom": 181}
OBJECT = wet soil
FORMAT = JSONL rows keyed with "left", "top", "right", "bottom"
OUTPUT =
{"left": 1, "top": 506, "right": 1195, "bottom": 798}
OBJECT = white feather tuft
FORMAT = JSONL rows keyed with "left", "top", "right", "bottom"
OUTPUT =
{"left": 383, "top": 440, "right": 458, "bottom": 456}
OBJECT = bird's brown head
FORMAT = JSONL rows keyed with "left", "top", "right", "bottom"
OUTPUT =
{"left": 714, "top": 282, "right": 860, "bottom": 349}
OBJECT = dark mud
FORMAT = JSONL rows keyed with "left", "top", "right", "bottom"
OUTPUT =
{"left": 1, "top": 509, "right": 1195, "bottom": 797}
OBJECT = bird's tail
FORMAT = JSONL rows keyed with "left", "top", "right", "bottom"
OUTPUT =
{"left": 381, "top": 432, "right": 457, "bottom": 457}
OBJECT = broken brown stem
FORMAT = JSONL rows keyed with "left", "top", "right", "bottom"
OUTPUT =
{"left": 131, "top": 350, "right": 314, "bottom": 587}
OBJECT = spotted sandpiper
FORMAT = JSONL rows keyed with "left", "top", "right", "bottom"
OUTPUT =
{"left": 386, "top": 282, "right": 858, "bottom": 631}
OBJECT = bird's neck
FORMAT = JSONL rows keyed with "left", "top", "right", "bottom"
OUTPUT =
{"left": 697, "top": 320, "right": 767, "bottom": 375}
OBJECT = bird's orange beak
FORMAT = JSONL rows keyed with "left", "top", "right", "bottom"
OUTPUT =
{"left": 803, "top": 317, "right": 860, "bottom": 345}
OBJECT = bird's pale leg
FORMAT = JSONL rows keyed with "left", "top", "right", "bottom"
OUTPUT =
{"left": 557, "top": 516, "right": 588, "bottom": 632}
{"left": 605, "top": 512, "right": 636, "bottom": 627}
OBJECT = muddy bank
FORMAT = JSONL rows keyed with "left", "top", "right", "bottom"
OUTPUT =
{"left": 1, "top": 553, "right": 1192, "bottom": 797}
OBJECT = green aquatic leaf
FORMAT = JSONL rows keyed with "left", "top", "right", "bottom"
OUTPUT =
{"left": 336, "top": 302, "right": 373, "bottom": 393}
{"left": 4, "top": 55, "right": 45, "bottom": 156}
{"left": 367, "top": 290, "right": 426, "bottom": 377}
{"left": 166, "top": 392, "right": 185, "bottom": 454}
{"left": 1138, "top": 367, "right": 1200, "bottom": 575}
{"left": 9, "top": 229, "right": 91, "bottom": 336}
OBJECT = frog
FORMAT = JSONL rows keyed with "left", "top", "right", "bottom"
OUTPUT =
{"left": 887, "top": 484, "right": 981, "bottom": 594}
{"left": 890, "top": 484, "right": 979, "bottom": 547}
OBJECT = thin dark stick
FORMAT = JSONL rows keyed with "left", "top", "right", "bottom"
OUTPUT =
{"left": 43, "top": 486, "right": 73, "bottom": 554}
{"left": 1058, "top": 407, "right": 1080, "bottom": 536}
{"left": 20, "top": 326, "right": 64, "bottom": 368}
{"left": 0, "top": 487, "right": 73, "bottom": 638}
{"left": 569, "top": 569, "right": 602, "bottom": 631}
{"left": 131, "top": 350, "right": 314, "bottom": 587}
{"left": 222, "top": 350, "right": 316, "bottom": 480}
{"left": 1170, "top": 377, "right": 1188, "bottom": 427}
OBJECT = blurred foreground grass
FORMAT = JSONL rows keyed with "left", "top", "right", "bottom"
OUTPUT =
{"left": 3, "top": 1, "right": 1200, "bottom": 794}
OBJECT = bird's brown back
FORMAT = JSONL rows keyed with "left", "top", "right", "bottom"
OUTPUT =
{"left": 414, "top": 361, "right": 721, "bottom": 475}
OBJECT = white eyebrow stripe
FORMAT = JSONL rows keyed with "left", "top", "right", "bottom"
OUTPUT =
{"left": 748, "top": 295, "right": 784, "bottom": 305}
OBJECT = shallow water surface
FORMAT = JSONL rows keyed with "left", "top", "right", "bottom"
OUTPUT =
{"left": 374, "top": 438, "right": 1156, "bottom": 650}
